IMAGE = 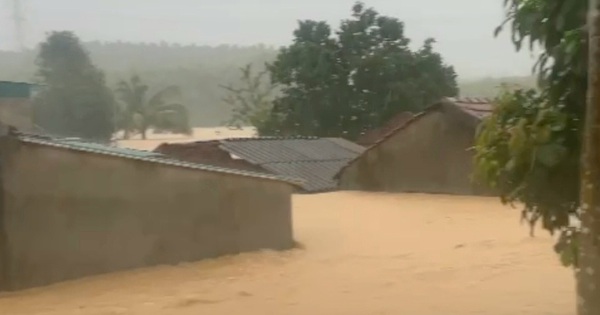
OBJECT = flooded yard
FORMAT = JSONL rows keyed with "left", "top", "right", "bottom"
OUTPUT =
{"left": 0, "top": 192, "right": 575, "bottom": 315}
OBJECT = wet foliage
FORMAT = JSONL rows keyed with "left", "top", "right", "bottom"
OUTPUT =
{"left": 260, "top": 2, "right": 458, "bottom": 139}
{"left": 473, "top": 0, "right": 588, "bottom": 267}
{"left": 33, "top": 31, "right": 116, "bottom": 142}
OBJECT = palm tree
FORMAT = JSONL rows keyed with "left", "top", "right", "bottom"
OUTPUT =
{"left": 115, "top": 75, "right": 192, "bottom": 139}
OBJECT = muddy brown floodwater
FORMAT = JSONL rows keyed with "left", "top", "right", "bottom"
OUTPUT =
{"left": 0, "top": 192, "right": 575, "bottom": 315}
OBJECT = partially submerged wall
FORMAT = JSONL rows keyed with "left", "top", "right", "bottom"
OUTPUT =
{"left": 0, "top": 138, "right": 294, "bottom": 291}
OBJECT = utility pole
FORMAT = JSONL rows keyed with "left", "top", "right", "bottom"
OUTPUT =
{"left": 12, "top": 0, "right": 25, "bottom": 51}
{"left": 579, "top": 0, "right": 600, "bottom": 313}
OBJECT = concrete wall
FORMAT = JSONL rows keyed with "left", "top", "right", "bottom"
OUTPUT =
{"left": 339, "top": 108, "right": 488, "bottom": 195}
{"left": 0, "top": 138, "right": 294, "bottom": 291}
{"left": 0, "top": 98, "right": 33, "bottom": 132}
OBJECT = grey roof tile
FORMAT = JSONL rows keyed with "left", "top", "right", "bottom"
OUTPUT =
{"left": 218, "top": 137, "right": 365, "bottom": 192}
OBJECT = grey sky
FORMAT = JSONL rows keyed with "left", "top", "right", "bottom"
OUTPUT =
{"left": 0, "top": 0, "right": 537, "bottom": 79}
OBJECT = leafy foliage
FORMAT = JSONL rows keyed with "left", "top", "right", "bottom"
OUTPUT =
{"left": 33, "top": 31, "right": 116, "bottom": 142}
{"left": 262, "top": 2, "right": 458, "bottom": 138}
{"left": 115, "top": 75, "right": 191, "bottom": 139}
{"left": 221, "top": 64, "right": 276, "bottom": 131}
{"left": 473, "top": 0, "right": 588, "bottom": 267}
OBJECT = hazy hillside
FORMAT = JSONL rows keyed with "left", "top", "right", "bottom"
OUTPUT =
{"left": 459, "top": 75, "right": 537, "bottom": 98}
{"left": 0, "top": 42, "right": 535, "bottom": 126}
{"left": 0, "top": 42, "right": 278, "bottom": 127}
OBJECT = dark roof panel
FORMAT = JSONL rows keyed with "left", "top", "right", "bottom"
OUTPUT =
{"left": 219, "top": 137, "right": 365, "bottom": 192}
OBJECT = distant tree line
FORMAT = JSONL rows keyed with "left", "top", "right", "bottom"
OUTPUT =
{"left": 0, "top": 38, "right": 278, "bottom": 128}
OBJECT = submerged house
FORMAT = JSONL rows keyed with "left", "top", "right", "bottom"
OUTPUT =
{"left": 155, "top": 137, "right": 366, "bottom": 193}
{"left": 355, "top": 111, "right": 415, "bottom": 147}
{"left": 336, "top": 97, "right": 493, "bottom": 195}
{"left": 0, "top": 129, "right": 300, "bottom": 291}
{"left": 0, "top": 81, "right": 39, "bottom": 132}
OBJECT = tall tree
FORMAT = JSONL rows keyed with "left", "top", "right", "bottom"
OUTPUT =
{"left": 473, "top": 0, "right": 600, "bottom": 313}
{"left": 115, "top": 75, "right": 191, "bottom": 139}
{"left": 33, "top": 31, "right": 115, "bottom": 142}
{"left": 263, "top": 2, "right": 458, "bottom": 138}
{"left": 221, "top": 64, "right": 276, "bottom": 132}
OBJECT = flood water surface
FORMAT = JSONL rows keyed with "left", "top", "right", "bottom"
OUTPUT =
{"left": 0, "top": 192, "right": 575, "bottom": 315}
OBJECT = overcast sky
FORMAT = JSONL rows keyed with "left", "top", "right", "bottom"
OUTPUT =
{"left": 0, "top": 0, "right": 537, "bottom": 80}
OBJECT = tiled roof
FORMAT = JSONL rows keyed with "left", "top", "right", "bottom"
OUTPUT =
{"left": 16, "top": 133, "right": 303, "bottom": 186}
{"left": 334, "top": 97, "right": 494, "bottom": 179}
{"left": 356, "top": 111, "right": 415, "bottom": 147}
{"left": 219, "top": 137, "right": 365, "bottom": 192}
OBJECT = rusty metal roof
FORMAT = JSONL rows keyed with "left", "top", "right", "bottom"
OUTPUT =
{"left": 15, "top": 133, "right": 304, "bottom": 186}
{"left": 153, "top": 140, "right": 266, "bottom": 173}
{"left": 219, "top": 137, "right": 365, "bottom": 192}
{"left": 356, "top": 111, "right": 415, "bottom": 147}
{"left": 448, "top": 97, "right": 494, "bottom": 120}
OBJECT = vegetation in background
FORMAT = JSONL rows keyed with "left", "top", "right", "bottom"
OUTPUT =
{"left": 32, "top": 31, "right": 116, "bottom": 142}
{"left": 0, "top": 43, "right": 277, "bottom": 127}
{"left": 221, "top": 64, "right": 276, "bottom": 131}
{"left": 473, "top": 0, "right": 600, "bottom": 312}
{"left": 253, "top": 2, "right": 458, "bottom": 138}
{"left": 459, "top": 75, "right": 537, "bottom": 98}
{"left": 2, "top": 39, "right": 533, "bottom": 128}
{"left": 115, "top": 75, "right": 191, "bottom": 139}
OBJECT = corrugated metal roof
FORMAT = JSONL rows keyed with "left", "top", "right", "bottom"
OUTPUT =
{"left": 16, "top": 133, "right": 303, "bottom": 186}
{"left": 60, "top": 138, "right": 163, "bottom": 158}
{"left": 0, "top": 81, "right": 34, "bottom": 98}
{"left": 219, "top": 137, "right": 365, "bottom": 192}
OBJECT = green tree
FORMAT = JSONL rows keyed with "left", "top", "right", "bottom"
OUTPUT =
{"left": 221, "top": 64, "right": 276, "bottom": 132}
{"left": 263, "top": 2, "right": 457, "bottom": 138}
{"left": 115, "top": 75, "right": 191, "bottom": 139}
{"left": 473, "top": 0, "right": 600, "bottom": 313}
{"left": 33, "top": 31, "right": 115, "bottom": 142}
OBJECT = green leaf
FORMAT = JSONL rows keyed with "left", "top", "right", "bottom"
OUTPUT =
{"left": 535, "top": 143, "right": 567, "bottom": 167}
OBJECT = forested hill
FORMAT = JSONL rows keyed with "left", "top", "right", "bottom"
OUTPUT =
{"left": 0, "top": 41, "right": 534, "bottom": 126}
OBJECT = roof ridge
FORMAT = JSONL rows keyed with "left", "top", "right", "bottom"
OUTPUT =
{"left": 446, "top": 96, "right": 493, "bottom": 104}
{"left": 222, "top": 136, "right": 321, "bottom": 142}
{"left": 260, "top": 158, "right": 356, "bottom": 164}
